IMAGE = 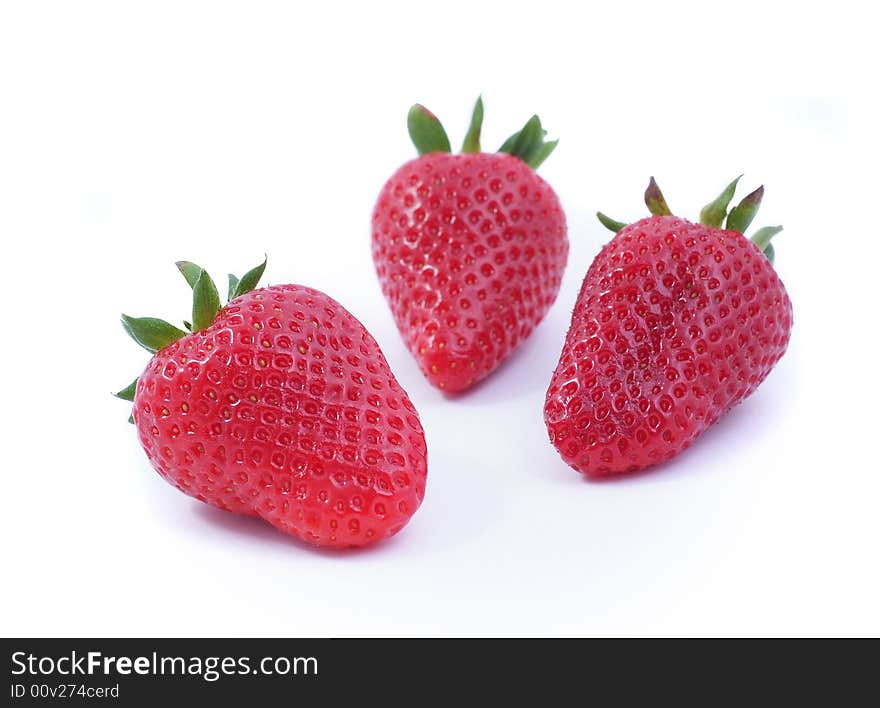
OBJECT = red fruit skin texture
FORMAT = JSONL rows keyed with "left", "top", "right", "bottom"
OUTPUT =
{"left": 372, "top": 152, "right": 568, "bottom": 392}
{"left": 133, "top": 285, "right": 428, "bottom": 548}
{"left": 544, "top": 216, "right": 792, "bottom": 477}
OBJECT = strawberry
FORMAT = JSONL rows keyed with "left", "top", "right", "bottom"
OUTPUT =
{"left": 372, "top": 98, "right": 568, "bottom": 392}
{"left": 545, "top": 177, "right": 792, "bottom": 477}
{"left": 116, "top": 258, "right": 428, "bottom": 548}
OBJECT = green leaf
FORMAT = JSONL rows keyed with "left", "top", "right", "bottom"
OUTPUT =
{"left": 511, "top": 116, "right": 544, "bottom": 160}
{"left": 751, "top": 225, "right": 783, "bottom": 252}
{"left": 700, "top": 175, "right": 743, "bottom": 228}
{"left": 726, "top": 185, "right": 764, "bottom": 233}
{"left": 231, "top": 256, "right": 267, "bottom": 300}
{"left": 498, "top": 115, "right": 559, "bottom": 169}
{"left": 114, "top": 378, "right": 139, "bottom": 401}
{"left": 227, "top": 274, "right": 240, "bottom": 302}
{"left": 597, "top": 212, "right": 627, "bottom": 233}
{"left": 461, "top": 96, "right": 484, "bottom": 153}
{"left": 644, "top": 177, "right": 672, "bottom": 216}
{"left": 177, "top": 261, "right": 221, "bottom": 330}
{"left": 498, "top": 115, "right": 547, "bottom": 162}
{"left": 528, "top": 139, "right": 559, "bottom": 170}
{"left": 175, "top": 261, "right": 204, "bottom": 289}
{"left": 128, "top": 414, "right": 134, "bottom": 425}
{"left": 407, "top": 104, "right": 451, "bottom": 155}
{"left": 121, "top": 315, "right": 187, "bottom": 353}
{"left": 192, "top": 269, "right": 221, "bottom": 331}
{"left": 497, "top": 130, "right": 520, "bottom": 154}
{"left": 762, "top": 242, "right": 775, "bottom": 265}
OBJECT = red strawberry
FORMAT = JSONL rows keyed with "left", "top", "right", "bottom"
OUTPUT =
{"left": 372, "top": 98, "right": 568, "bottom": 392}
{"left": 116, "top": 258, "right": 428, "bottom": 548}
{"left": 545, "top": 177, "right": 792, "bottom": 476}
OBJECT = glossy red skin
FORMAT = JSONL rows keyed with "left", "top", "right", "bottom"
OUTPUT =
{"left": 133, "top": 285, "right": 428, "bottom": 548}
{"left": 372, "top": 152, "right": 568, "bottom": 392}
{"left": 545, "top": 216, "right": 792, "bottom": 477}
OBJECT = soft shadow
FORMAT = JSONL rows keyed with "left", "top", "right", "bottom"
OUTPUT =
{"left": 191, "top": 503, "right": 409, "bottom": 559}
{"left": 400, "top": 446, "right": 507, "bottom": 554}
{"left": 544, "top": 364, "right": 795, "bottom": 486}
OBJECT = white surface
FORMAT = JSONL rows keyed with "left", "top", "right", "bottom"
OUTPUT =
{"left": 1, "top": 1, "right": 878, "bottom": 638}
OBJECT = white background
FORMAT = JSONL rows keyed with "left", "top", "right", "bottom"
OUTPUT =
{"left": 1, "top": 1, "right": 878, "bottom": 637}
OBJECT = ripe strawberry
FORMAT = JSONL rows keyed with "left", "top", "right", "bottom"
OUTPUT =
{"left": 116, "top": 259, "right": 428, "bottom": 548}
{"left": 372, "top": 98, "right": 568, "bottom": 392}
{"left": 545, "top": 177, "right": 792, "bottom": 476}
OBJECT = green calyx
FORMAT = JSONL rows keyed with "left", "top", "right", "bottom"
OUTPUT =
{"left": 461, "top": 96, "right": 484, "bottom": 153}
{"left": 407, "top": 96, "right": 558, "bottom": 170}
{"left": 191, "top": 268, "right": 221, "bottom": 331}
{"left": 726, "top": 185, "right": 764, "bottom": 234}
{"left": 113, "top": 378, "right": 139, "bottom": 425}
{"left": 699, "top": 175, "right": 741, "bottom": 228}
{"left": 120, "top": 315, "right": 187, "bottom": 354}
{"left": 596, "top": 212, "right": 627, "bottom": 233}
{"left": 597, "top": 176, "right": 783, "bottom": 265}
{"left": 116, "top": 256, "right": 268, "bottom": 421}
{"left": 408, "top": 104, "right": 452, "bottom": 154}
{"left": 644, "top": 177, "right": 672, "bottom": 216}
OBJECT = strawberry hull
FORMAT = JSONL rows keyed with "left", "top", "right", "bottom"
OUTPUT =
{"left": 545, "top": 216, "right": 792, "bottom": 477}
{"left": 131, "top": 285, "right": 428, "bottom": 548}
{"left": 372, "top": 152, "right": 568, "bottom": 392}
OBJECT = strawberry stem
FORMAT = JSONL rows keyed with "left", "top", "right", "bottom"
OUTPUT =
{"left": 115, "top": 379, "right": 138, "bottom": 424}
{"left": 597, "top": 177, "right": 785, "bottom": 266}
{"left": 230, "top": 256, "right": 267, "bottom": 300}
{"left": 597, "top": 212, "right": 626, "bottom": 233}
{"left": 408, "top": 104, "right": 451, "bottom": 154}
{"left": 644, "top": 177, "right": 672, "bottom": 216}
{"left": 498, "top": 114, "right": 558, "bottom": 169}
{"left": 192, "top": 270, "right": 221, "bottom": 331}
{"left": 700, "top": 175, "right": 743, "bottom": 228}
{"left": 751, "top": 225, "right": 782, "bottom": 263}
{"left": 751, "top": 225, "right": 783, "bottom": 251}
{"left": 121, "top": 315, "right": 187, "bottom": 353}
{"left": 227, "top": 274, "right": 239, "bottom": 301}
{"left": 461, "top": 96, "right": 484, "bottom": 153}
{"left": 114, "top": 378, "right": 138, "bottom": 401}
{"left": 406, "top": 99, "right": 558, "bottom": 170}
{"left": 175, "top": 261, "right": 203, "bottom": 288}
{"left": 118, "top": 257, "right": 269, "bottom": 421}
{"left": 177, "top": 262, "right": 221, "bottom": 332}
{"left": 726, "top": 185, "right": 764, "bottom": 233}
